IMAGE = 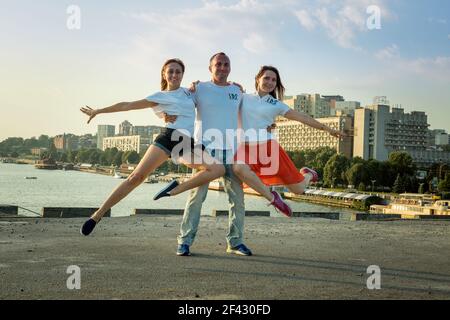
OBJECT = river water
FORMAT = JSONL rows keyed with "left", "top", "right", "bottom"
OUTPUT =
{"left": 0, "top": 163, "right": 355, "bottom": 217}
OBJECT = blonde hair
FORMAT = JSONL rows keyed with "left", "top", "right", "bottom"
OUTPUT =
{"left": 161, "top": 58, "right": 185, "bottom": 90}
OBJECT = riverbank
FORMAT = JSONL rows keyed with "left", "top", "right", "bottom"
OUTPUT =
{"left": 1, "top": 215, "right": 449, "bottom": 299}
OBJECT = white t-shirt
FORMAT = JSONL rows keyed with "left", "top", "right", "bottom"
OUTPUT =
{"left": 239, "top": 93, "right": 290, "bottom": 142}
{"left": 146, "top": 87, "right": 195, "bottom": 136}
{"left": 192, "top": 81, "right": 242, "bottom": 150}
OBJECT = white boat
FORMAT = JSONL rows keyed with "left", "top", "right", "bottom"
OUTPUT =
{"left": 113, "top": 171, "right": 125, "bottom": 179}
{"left": 370, "top": 193, "right": 449, "bottom": 217}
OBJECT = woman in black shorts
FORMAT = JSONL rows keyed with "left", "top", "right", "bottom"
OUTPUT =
{"left": 79, "top": 58, "right": 224, "bottom": 236}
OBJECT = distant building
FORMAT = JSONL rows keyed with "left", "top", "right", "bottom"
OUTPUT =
{"left": 276, "top": 115, "right": 353, "bottom": 158}
{"left": 53, "top": 134, "right": 68, "bottom": 151}
{"left": 322, "top": 95, "right": 345, "bottom": 116}
{"left": 283, "top": 94, "right": 331, "bottom": 118}
{"left": 132, "top": 125, "right": 162, "bottom": 138}
{"left": 435, "top": 130, "right": 449, "bottom": 146}
{"left": 102, "top": 135, "right": 151, "bottom": 154}
{"left": 426, "top": 129, "right": 449, "bottom": 147}
{"left": 31, "top": 148, "right": 47, "bottom": 157}
{"left": 354, "top": 105, "right": 429, "bottom": 161}
{"left": 334, "top": 101, "right": 361, "bottom": 116}
{"left": 119, "top": 120, "right": 133, "bottom": 136}
{"left": 97, "top": 125, "right": 115, "bottom": 150}
{"left": 353, "top": 103, "right": 450, "bottom": 167}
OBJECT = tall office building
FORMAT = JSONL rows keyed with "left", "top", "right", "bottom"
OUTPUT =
{"left": 354, "top": 105, "right": 428, "bottom": 161}
{"left": 97, "top": 125, "right": 115, "bottom": 150}
{"left": 119, "top": 120, "right": 133, "bottom": 136}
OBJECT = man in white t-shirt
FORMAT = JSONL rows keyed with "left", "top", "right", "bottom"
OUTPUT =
{"left": 167, "top": 53, "right": 252, "bottom": 257}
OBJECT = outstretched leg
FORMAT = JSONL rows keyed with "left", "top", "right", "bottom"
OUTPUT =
{"left": 170, "top": 149, "right": 225, "bottom": 196}
{"left": 286, "top": 172, "right": 313, "bottom": 194}
{"left": 232, "top": 163, "right": 292, "bottom": 218}
{"left": 81, "top": 145, "right": 169, "bottom": 235}
{"left": 153, "top": 148, "right": 225, "bottom": 200}
{"left": 232, "top": 163, "right": 273, "bottom": 201}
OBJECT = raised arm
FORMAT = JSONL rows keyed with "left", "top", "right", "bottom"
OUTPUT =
{"left": 80, "top": 99, "right": 156, "bottom": 124}
{"left": 284, "top": 109, "right": 347, "bottom": 139}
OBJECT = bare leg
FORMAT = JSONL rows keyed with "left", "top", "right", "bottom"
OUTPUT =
{"left": 91, "top": 145, "right": 169, "bottom": 222}
{"left": 232, "top": 163, "right": 273, "bottom": 202}
{"left": 286, "top": 173, "right": 313, "bottom": 195}
{"left": 169, "top": 149, "right": 225, "bottom": 196}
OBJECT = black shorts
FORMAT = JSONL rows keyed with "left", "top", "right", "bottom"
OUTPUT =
{"left": 153, "top": 128, "right": 205, "bottom": 158}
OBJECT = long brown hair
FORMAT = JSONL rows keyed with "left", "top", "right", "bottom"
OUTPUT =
{"left": 254, "top": 65, "right": 285, "bottom": 100}
{"left": 161, "top": 58, "right": 185, "bottom": 91}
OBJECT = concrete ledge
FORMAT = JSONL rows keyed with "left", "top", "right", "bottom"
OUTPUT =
{"left": 135, "top": 209, "right": 184, "bottom": 215}
{"left": 292, "top": 212, "right": 341, "bottom": 220}
{"left": 0, "top": 206, "right": 18, "bottom": 215}
{"left": 211, "top": 210, "right": 270, "bottom": 217}
{"left": 417, "top": 215, "right": 450, "bottom": 220}
{"left": 351, "top": 213, "right": 402, "bottom": 221}
{"left": 41, "top": 207, "right": 111, "bottom": 218}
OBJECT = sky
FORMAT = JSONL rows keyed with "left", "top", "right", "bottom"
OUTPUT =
{"left": 0, "top": 0, "right": 449, "bottom": 141}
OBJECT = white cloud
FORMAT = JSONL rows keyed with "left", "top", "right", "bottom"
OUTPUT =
{"left": 294, "top": 10, "right": 316, "bottom": 31}
{"left": 428, "top": 17, "right": 447, "bottom": 25}
{"left": 375, "top": 44, "right": 400, "bottom": 60}
{"left": 294, "top": 0, "right": 393, "bottom": 49}
{"left": 123, "top": 0, "right": 288, "bottom": 68}
{"left": 243, "top": 33, "right": 266, "bottom": 53}
{"left": 374, "top": 45, "right": 450, "bottom": 82}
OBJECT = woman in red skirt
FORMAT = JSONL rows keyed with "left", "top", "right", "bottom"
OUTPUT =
{"left": 233, "top": 65, "right": 347, "bottom": 217}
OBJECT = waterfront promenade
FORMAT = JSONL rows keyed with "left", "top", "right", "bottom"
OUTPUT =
{"left": 1, "top": 214, "right": 449, "bottom": 300}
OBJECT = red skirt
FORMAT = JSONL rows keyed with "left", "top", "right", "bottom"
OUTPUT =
{"left": 234, "top": 140, "right": 304, "bottom": 186}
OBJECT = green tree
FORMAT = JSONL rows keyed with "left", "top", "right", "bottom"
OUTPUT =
{"left": 38, "top": 135, "right": 51, "bottom": 148}
{"left": 358, "top": 182, "right": 366, "bottom": 192}
{"left": 312, "top": 147, "right": 336, "bottom": 178}
{"left": 388, "top": 151, "right": 415, "bottom": 177}
{"left": 438, "top": 173, "right": 450, "bottom": 192}
{"left": 346, "top": 163, "right": 365, "bottom": 187}
{"left": 88, "top": 149, "right": 101, "bottom": 164}
{"left": 323, "top": 154, "right": 350, "bottom": 187}
{"left": 113, "top": 151, "right": 124, "bottom": 167}
{"left": 125, "top": 151, "right": 140, "bottom": 164}
{"left": 393, "top": 174, "right": 406, "bottom": 194}
{"left": 58, "top": 152, "right": 68, "bottom": 162}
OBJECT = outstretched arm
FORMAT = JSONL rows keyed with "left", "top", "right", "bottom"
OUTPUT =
{"left": 80, "top": 99, "right": 156, "bottom": 124}
{"left": 284, "top": 109, "right": 347, "bottom": 139}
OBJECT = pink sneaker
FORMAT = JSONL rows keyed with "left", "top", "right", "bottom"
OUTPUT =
{"left": 300, "top": 167, "right": 318, "bottom": 183}
{"left": 270, "top": 191, "right": 292, "bottom": 218}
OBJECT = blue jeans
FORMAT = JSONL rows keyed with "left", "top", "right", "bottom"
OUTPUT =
{"left": 177, "top": 149, "right": 245, "bottom": 248}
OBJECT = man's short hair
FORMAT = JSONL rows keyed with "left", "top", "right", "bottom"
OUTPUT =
{"left": 209, "top": 52, "right": 229, "bottom": 65}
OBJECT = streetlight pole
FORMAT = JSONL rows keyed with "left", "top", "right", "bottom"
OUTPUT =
{"left": 371, "top": 180, "right": 376, "bottom": 192}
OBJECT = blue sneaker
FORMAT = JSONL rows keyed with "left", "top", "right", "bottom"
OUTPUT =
{"left": 154, "top": 180, "right": 179, "bottom": 201}
{"left": 176, "top": 244, "right": 191, "bottom": 256}
{"left": 226, "top": 243, "right": 252, "bottom": 256}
